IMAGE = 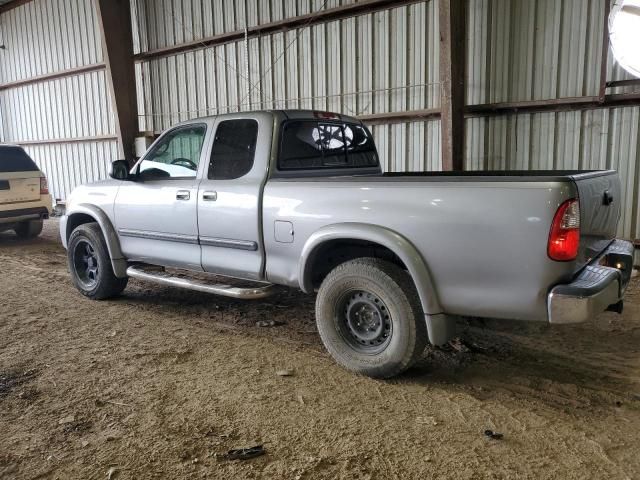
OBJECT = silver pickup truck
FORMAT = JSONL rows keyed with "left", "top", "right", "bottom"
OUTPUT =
{"left": 61, "top": 110, "right": 634, "bottom": 378}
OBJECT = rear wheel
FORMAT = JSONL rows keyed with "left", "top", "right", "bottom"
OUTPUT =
{"left": 67, "top": 223, "right": 128, "bottom": 299}
{"left": 14, "top": 219, "right": 43, "bottom": 239}
{"left": 315, "top": 258, "right": 427, "bottom": 378}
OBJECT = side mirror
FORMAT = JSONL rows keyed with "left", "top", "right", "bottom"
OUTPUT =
{"left": 109, "top": 160, "right": 131, "bottom": 180}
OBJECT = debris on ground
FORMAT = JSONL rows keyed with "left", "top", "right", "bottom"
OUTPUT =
{"left": 484, "top": 429, "right": 504, "bottom": 440}
{"left": 256, "top": 319, "right": 285, "bottom": 328}
{"left": 0, "top": 368, "right": 38, "bottom": 398}
{"left": 107, "top": 466, "right": 118, "bottom": 479}
{"left": 58, "top": 414, "right": 75, "bottom": 425}
{"left": 220, "top": 445, "right": 265, "bottom": 461}
{"left": 276, "top": 369, "right": 294, "bottom": 377}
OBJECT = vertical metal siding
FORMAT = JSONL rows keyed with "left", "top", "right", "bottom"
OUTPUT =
{"left": 465, "top": 106, "right": 640, "bottom": 239}
{"left": 0, "top": 71, "right": 115, "bottom": 142}
{"left": 0, "top": 0, "right": 638, "bottom": 241}
{"left": 135, "top": 1, "right": 440, "bottom": 132}
{"left": 0, "top": 0, "right": 115, "bottom": 204}
{"left": 133, "top": 0, "right": 364, "bottom": 55}
{"left": 0, "top": 0, "right": 102, "bottom": 84}
{"left": 23, "top": 141, "right": 119, "bottom": 202}
{"left": 466, "top": 0, "right": 607, "bottom": 103}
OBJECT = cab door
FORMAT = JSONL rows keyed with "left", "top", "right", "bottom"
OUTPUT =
{"left": 114, "top": 123, "right": 208, "bottom": 270}
{"left": 197, "top": 114, "right": 272, "bottom": 280}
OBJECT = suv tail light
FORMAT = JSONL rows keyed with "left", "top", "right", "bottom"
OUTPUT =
{"left": 548, "top": 199, "right": 580, "bottom": 261}
{"left": 40, "top": 176, "right": 49, "bottom": 195}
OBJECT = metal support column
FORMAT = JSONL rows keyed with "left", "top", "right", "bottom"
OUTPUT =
{"left": 94, "top": 0, "right": 139, "bottom": 163}
{"left": 439, "top": 0, "right": 466, "bottom": 171}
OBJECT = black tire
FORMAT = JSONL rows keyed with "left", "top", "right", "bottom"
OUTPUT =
{"left": 315, "top": 258, "right": 427, "bottom": 378}
{"left": 67, "top": 222, "right": 128, "bottom": 300}
{"left": 14, "top": 219, "right": 43, "bottom": 239}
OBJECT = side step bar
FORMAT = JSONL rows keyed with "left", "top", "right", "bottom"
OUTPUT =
{"left": 126, "top": 265, "right": 279, "bottom": 300}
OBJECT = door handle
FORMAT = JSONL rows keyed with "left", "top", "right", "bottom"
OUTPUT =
{"left": 176, "top": 190, "right": 190, "bottom": 200}
{"left": 202, "top": 191, "right": 218, "bottom": 201}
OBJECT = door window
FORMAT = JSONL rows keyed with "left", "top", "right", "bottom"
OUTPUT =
{"left": 139, "top": 124, "right": 206, "bottom": 179}
{"left": 208, "top": 120, "right": 259, "bottom": 180}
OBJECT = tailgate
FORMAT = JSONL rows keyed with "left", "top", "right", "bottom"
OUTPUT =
{"left": 571, "top": 171, "right": 621, "bottom": 268}
{"left": 0, "top": 171, "right": 41, "bottom": 205}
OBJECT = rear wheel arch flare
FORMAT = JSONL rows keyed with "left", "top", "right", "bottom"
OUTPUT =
{"left": 299, "top": 223, "right": 442, "bottom": 315}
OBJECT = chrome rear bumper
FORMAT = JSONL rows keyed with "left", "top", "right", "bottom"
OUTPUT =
{"left": 548, "top": 239, "right": 634, "bottom": 324}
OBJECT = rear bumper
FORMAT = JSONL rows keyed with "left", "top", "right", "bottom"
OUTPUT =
{"left": 0, "top": 206, "right": 50, "bottom": 224}
{"left": 548, "top": 239, "right": 634, "bottom": 324}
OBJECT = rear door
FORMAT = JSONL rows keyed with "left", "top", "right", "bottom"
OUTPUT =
{"left": 114, "top": 124, "right": 208, "bottom": 270}
{"left": 197, "top": 114, "right": 272, "bottom": 281}
{"left": 571, "top": 171, "right": 621, "bottom": 266}
{"left": 0, "top": 146, "right": 41, "bottom": 206}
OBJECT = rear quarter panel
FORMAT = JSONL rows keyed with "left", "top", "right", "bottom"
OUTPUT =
{"left": 263, "top": 178, "right": 577, "bottom": 322}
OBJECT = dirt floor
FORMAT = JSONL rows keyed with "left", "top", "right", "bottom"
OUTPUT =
{"left": 1, "top": 219, "right": 640, "bottom": 479}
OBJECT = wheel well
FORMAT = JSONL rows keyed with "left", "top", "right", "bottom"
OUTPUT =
{"left": 307, "top": 239, "right": 407, "bottom": 289}
{"left": 66, "top": 213, "right": 97, "bottom": 241}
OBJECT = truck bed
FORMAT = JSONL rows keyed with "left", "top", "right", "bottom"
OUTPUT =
{"left": 264, "top": 169, "right": 621, "bottom": 322}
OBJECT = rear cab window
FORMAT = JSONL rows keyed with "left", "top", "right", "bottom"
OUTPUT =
{"left": 0, "top": 146, "right": 40, "bottom": 173}
{"left": 277, "top": 120, "right": 380, "bottom": 176}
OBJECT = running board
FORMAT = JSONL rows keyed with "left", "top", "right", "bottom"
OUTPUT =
{"left": 126, "top": 265, "right": 278, "bottom": 300}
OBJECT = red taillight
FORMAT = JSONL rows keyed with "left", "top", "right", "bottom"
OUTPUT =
{"left": 548, "top": 199, "right": 580, "bottom": 261}
{"left": 40, "top": 177, "right": 49, "bottom": 195}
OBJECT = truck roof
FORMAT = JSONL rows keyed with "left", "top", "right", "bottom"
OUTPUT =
{"left": 174, "top": 109, "right": 361, "bottom": 126}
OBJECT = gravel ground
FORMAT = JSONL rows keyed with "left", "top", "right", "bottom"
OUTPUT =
{"left": 1, "top": 219, "right": 640, "bottom": 479}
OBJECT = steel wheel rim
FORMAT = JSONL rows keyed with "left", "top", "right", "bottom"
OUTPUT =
{"left": 73, "top": 240, "right": 99, "bottom": 289}
{"left": 337, "top": 289, "right": 393, "bottom": 354}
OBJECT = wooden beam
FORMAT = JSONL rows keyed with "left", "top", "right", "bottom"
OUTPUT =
{"left": 439, "top": 0, "right": 466, "bottom": 171}
{"left": 361, "top": 92, "right": 640, "bottom": 125}
{"left": 133, "top": 0, "right": 424, "bottom": 61}
{"left": 94, "top": 0, "right": 138, "bottom": 163}
{"left": 0, "top": 0, "right": 34, "bottom": 15}
{"left": 359, "top": 108, "right": 441, "bottom": 126}
{"left": 599, "top": 0, "right": 612, "bottom": 101}
{"left": 606, "top": 79, "right": 640, "bottom": 89}
{"left": 0, "top": 64, "right": 106, "bottom": 91}
{"left": 466, "top": 93, "right": 640, "bottom": 117}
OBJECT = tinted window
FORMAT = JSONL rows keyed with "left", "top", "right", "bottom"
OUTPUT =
{"left": 208, "top": 120, "right": 258, "bottom": 180}
{"left": 139, "top": 125, "right": 206, "bottom": 179}
{"left": 0, "top": 146, "right": 39, "bottom": 172}
{"left": 279, "top": 121, "right": 378, "bottom": 170}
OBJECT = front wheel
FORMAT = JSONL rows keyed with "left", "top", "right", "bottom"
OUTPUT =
{"left": 315, "top": 258, "right": 427, "bottom": 378}
{"left": 67, "top": 223, "right": 128, "bottom": 300}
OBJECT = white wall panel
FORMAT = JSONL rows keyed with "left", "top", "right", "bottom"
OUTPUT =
{"left": 0, "top": 0, "right": 102, "bottom": 83}
{"left": 24, "top": 140, "right": 118, "bottom": 202}
{"left": 0, "top": 70, "right": 115, "bottom": 142}
{"left": 136, "top": 1, "right": 440, "bottom": 132}
{"left": 464, "top": 106, "right": 640, "bottom": 239}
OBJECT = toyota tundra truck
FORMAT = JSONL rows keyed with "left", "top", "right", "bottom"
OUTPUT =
{"left": 60, "top": 110, "right": 634, "bottom": 378}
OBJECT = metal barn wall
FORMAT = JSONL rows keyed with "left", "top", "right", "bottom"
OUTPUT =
{"left": 0, "top": 0, "right": 638, "bottom": 239}
{"left": 133, "top": 1, "right": 440, "bottom": 130}
{"left": 465, "top": 0, "right": 640, "bottom": 239}
{"left": 131, "top": 0, "right": 639, "bottom": 238}
{"left": 0, "top": 0, "right": 117, "bottom": 201}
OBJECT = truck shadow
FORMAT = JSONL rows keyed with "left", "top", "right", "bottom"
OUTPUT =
{"left": 404, "top": 312, "right": 640, "bottom": 413}
{"left": 118, "top": 274, "right": 640, "bottom": 415}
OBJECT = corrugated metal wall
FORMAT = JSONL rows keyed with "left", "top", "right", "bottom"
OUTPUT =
{"left": 134, "top": 1, "right": 440, "bottom": 129}
{"left": 0, "top": 0, "right": 117, "bottom": 201}
{"left": 0, "top": 0, "right": 638, "bottom": 239}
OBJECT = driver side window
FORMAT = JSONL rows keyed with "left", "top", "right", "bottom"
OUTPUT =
{"left": 139, "top": 124, "right": 207, "bottom": 179}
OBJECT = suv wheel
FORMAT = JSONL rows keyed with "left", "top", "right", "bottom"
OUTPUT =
{"left": 67, "top": 222, "right": 128, "bottom": 299}
{"left": 14, "top": 219, "right": 43, "bottom": 239}
{"left": 315, "top": 258, "right": 427, "bottom": 378}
